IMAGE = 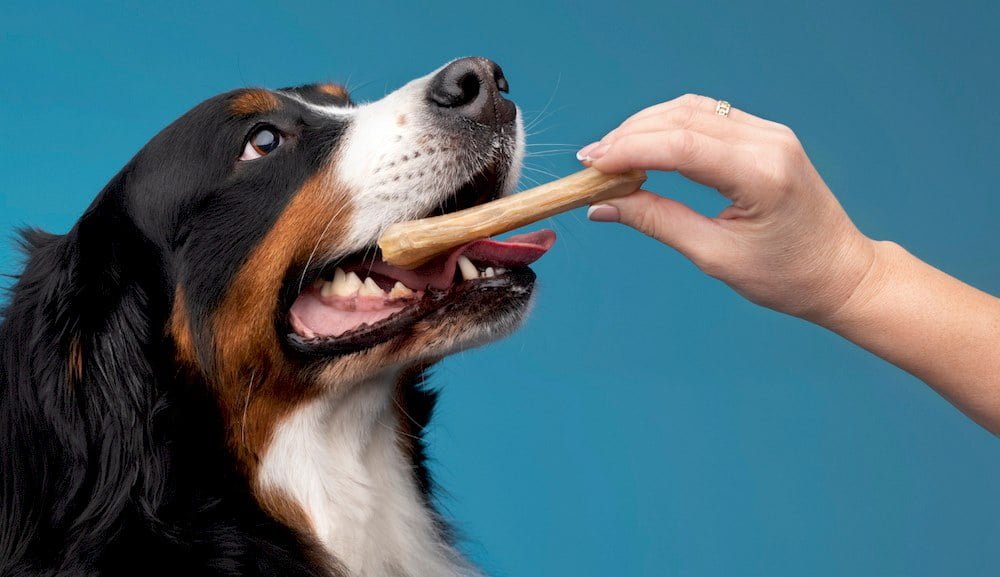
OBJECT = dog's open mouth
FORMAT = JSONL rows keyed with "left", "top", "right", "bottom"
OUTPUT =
{"left": 285, "top": 229, "right": 555, "bottom": 356}
{"left": 280, "top": 130, "right": 548, "bottom": 356}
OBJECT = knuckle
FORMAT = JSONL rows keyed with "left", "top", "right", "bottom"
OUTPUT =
{"left": 773, "top": 125, "right": 803, "bottom": 153}
{"left": 778, "top": 131, "right": 803, "bottom": 154}
{"left": 762, "top": 153, "right": 795, "bottom": 191}
{"left": 667, "top": 129, "right": 696, "bottom": 162}
{"left": 775, "top": 122, "right": 797, "bottom": 138}
{"left": 631, "top": 198, "right": 663, "bottom": 238}
{"left": 677, "top": 93, "right": 709, "bottom": 109}
{"left": 755, "top": 132, "right": 805, "bottom": 189}
{"left": 781, "top": 142, "right": 807, "bottom": 172}
{"left": 664, "top": 105, "right": 698, "bottom": 129}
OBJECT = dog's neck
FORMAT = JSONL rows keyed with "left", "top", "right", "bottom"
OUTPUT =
{"left": 256, "top": 371, "right": 473, "bottom": 577}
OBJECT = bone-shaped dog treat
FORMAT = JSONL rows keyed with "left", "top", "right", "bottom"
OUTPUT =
{"left": 377, "top": 168, "right": 647, "bottom": 269}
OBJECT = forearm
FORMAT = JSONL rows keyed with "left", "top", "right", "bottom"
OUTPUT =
{"left": 820, "top": 240, "right": 1000, "bottom": 434}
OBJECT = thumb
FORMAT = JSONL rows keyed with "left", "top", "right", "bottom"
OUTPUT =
{"left": 588, "top": 189, "right": 726, "bottom": 264}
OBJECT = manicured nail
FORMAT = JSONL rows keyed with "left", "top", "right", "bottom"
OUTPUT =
{"left": 587, "top": 204, "right": 620, "bottom": 222}
{"left": 585, "top": 142, "right": 610, "bottom": 160}
{"left": 576, "top": 142, "right": 600, "bottom": 162}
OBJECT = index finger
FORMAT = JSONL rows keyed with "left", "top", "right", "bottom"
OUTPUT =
{"left": 589, "top": 130, "right": 755, "bottom": 198}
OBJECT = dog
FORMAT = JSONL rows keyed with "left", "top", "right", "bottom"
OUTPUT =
{"left": 0, "top": 57, "right": 556, "bottom": 577}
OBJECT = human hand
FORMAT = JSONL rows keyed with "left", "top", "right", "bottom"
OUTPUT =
{"left": 579, "top": 94, "right": 1000, "bottom": 434}
{"left": 579, "top": 94, "right": 878, "bottom": 323}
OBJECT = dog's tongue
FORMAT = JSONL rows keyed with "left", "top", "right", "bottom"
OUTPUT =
{"left": 462, "top": 229, "right": 556, "bottom": 265}
{"left": 368, "top": 229, "right": 556, "bottom": 290}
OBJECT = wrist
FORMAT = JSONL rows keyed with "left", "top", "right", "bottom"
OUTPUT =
{"left": 814, "top": 238, "right": 902, "bottom": 332}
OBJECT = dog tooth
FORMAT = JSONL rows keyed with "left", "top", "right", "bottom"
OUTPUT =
{"left": 360, "top": 277, "right": 385, "bottom": 297}
{"left": 343, "top": 271, "right": 363, "bottom": 295}
{"left": 331, "top": 268, "right": 353, "bottom": 297}
{"left": 484, "top": 267, "right": 495, "bottom": 278}
{"left": 495, "top": 267, "right": 507, "bottom": 274}
{"left": 457, "top": 256, "right": 478, "bottom": 281}
{"left": 320, "top": 280, "right": 336, "bottom": 298}
{"left": 389, "top": 281, "right": 414, "bottom": 298}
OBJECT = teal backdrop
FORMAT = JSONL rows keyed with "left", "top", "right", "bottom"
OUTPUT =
{"left": 2, "top": 1, "right": 998, "bottom": 575}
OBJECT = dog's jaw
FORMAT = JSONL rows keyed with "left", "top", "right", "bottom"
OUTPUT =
{"left": 257, "top": 371, "right": 477, "bottom": 577}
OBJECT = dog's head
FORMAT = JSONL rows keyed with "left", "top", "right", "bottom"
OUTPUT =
{"left": 109, "top": 58, "right": 550, "bottom": 469}
{"left": 13, "top": 57, "right": 551, "bottom": 462}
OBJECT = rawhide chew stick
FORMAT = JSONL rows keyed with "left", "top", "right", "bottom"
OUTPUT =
{"left": 378, "top": 167, "right": 647, "bottom": 269}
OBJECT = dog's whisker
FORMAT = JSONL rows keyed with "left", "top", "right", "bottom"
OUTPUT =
{"left": 523, "top": 74, "right": 561, "bottom": 133}
{"left": 522, "top": 165, "right": 562, "bottom": 181}
{"left": 525, "top": 151, "right": 577, "bottom": 158}
{"left": 524, "top": 142, "right": 584, "bottom": 147}
{"left": 524, "top": 109, "right": 565, "bottom": 135}
{"left": 518, "top": 174, "right": 544, "bottom": 189}
{"left": 525, "top": 147, "right": 579, "bottom": 153}
{"left": 381, "top": 420, "right": 424, "bottom": 443}
{"left": 297, "top": 202, "right": 351, "bottom": 292}
{"left": 392, "top": 396, "right": 427, "bottom": 432}
{"left": 517, "top": 174, "right": 545, "bottom": 191}
{"left": 524, "top": 124, "right": 561, "bottom": 139}
{"left": 524, "top": 109, "right": 564, "bottom": 137}
{"left": 241, "top": 370, "right": 257, "bottom": 454}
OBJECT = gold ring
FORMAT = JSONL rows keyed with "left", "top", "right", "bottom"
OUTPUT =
{"left": 715, "top": 100, "right": 732, "bottom": 118}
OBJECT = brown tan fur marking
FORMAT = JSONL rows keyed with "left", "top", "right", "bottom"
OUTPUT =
{"left": 169, "top": 285, "right": 198, "bottom": 367}
{"left": 255, "top": 486, "right": 314, "bottom": 532}
{"left": 211, "top": 173, "right": 352, "bottom": 483}
{"left": 316, "top": 83, "right": 348, "bottom": 99}
{"left": 67, "top": 336, "right": 83, "bottom": 385}
{"left": 230, "top": 90, "right": 280, "bottom": 116}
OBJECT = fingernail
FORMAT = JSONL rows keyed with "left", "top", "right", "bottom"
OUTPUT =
{"left": 576, "top": 142, "right": 600, "bottom": 162}
{"left": 587, "top": 204, "right": 620, "bottom": 222}
{"left": 586, "top": 143, "right": 610, "bottom": 160}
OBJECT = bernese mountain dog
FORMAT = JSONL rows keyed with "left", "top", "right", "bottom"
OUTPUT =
{"left": 1, "top": 57, "right": 556, "bottom": 577}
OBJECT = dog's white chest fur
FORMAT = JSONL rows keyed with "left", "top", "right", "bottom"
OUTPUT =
{"left": 257, "top": 374, "right": 473, "bottom": 577}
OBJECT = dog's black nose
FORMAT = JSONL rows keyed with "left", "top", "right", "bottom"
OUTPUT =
{"left": 427, "top": 57, "right": 515, "bottom": 127}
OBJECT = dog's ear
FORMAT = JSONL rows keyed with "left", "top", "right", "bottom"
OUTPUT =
{"left": 0, "top": 174, "right": 171, "bottom": 566}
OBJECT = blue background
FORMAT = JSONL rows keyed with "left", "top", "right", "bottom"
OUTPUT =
{"left": 2, "top": 1, "right": 998, "bottom": 575}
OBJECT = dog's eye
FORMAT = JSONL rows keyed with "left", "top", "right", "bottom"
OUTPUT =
{"left": 240, "top": 127, "right": 282, "bottom": 161}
